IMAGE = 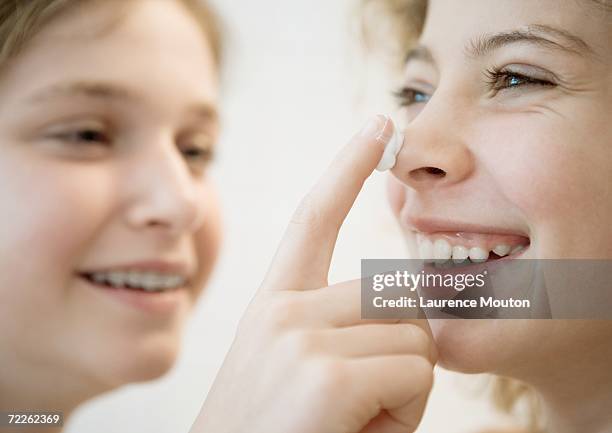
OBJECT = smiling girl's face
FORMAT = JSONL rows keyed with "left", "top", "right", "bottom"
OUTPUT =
{"left": 0, "top": 0, "right": 221, "bottom": 398}
{"left": 387, "top": 0, "right": 612, "bottom": 376}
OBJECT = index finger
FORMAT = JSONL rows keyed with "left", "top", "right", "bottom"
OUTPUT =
{"left": 262, "top": 115, "right": 396, "bottom": 291}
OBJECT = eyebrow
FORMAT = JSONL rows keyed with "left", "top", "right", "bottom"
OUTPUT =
{"left": 466, "top": 24, "right": 594, "bottom": 58}
{"left": 405, "top": 24, "right": 594, "bottom": 66}
{"left": 28, "top": 81, "right": 139, "bottom": 103}
{"left": 27, "top": 80, "right": 219, "bottom": 122}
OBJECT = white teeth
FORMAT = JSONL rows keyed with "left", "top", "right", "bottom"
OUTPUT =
{"left": 468, "top": 247, "right": 489, "bottom": 263}
{"left": 107, "top": 272, "right": 125, "bottom": 288}
{"left": 416, "top": 234, "right": 528, "bottom": 264}
{"left": 433, "top": 239, "right": 452, "bottom": 263}
{"left": 451, "top": 245, "right": 469, "bottom": 263}
{"left": 141, "top": 274, "right": 159, "bottom": 292}
{"left": 86, "top": 271, "right": 186, "bottom": 291}
{"left": 92, "top": 273, "right": 107, "bottom": 284}
{"left": 166, "top": 275, "right": 183, "bottom": 288}
{"left": 142, "top": 273, "right": 159, "bottom": 288}
{"left": 510, "top": 245, "right": 526, "bottom": 255}
{"left": 492, "top": 244, "right": 511, "bottom": 256}
{"left": 127, "top": 271, "right": 142, "bottom": 287}
{"left": 418, "top": 238, "right": 434, "bottom": 262}
{"left": 434, "top": 260, "right": 453, "bottom": 269}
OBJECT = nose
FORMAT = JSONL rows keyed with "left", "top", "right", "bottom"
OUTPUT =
{"left": 390, "top": 101, "right": 475, "bottom": 191}
{"left": 124, "top": 141, "right": 204, "bottom": 237}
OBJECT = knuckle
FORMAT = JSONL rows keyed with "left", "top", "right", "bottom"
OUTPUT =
{"left": 240, "top": 293, "right": 303, "bottom": 336}
{"left": 308, "top": 358, "right": 349, "bottom": 395}
{"left": 398, "top": 325, "right": 431, "bottom": 354}
{"left": 262, "top": 295, "right": 303, "bottom": 333}
{"left": 281, "top": 330, "right": 319, "bottom": 359}
{"left": 409, "top": 355, "right": 435, "bottom": 391}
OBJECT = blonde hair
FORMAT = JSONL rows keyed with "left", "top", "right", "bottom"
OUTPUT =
{"left": 0, "top": 0, "right": 223, "bottom": 70}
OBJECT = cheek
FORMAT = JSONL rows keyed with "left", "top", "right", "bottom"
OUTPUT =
{"left": 475, "top": 120, "right": 560, "bottom": 214}
{"left": 477, "top": 116, "right": 609, "bottom": 212}
{"left": 476, "top": 116, "right": 612, "bottom": 254}
{"left": 0, "top": 159, "right": 115, "bottom": 339}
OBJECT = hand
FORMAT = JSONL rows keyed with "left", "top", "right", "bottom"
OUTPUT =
{"left": 190, "top": 115, "right": 437, "bottom": 433}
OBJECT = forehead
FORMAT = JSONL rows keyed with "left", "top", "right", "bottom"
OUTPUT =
{"left": 0, "top": 0, "right": 218, "bottom": 107}
{"left": 420, "top": 0, "right": 610, "bottom": 61}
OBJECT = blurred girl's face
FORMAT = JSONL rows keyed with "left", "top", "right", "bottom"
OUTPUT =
{"left": 0, "top": 0, "right": 221, "bottom": 389}
{"left": 387, "top": 0, "right": 611, "bottom": 377}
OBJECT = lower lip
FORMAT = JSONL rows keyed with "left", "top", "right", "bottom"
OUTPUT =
{"left": 78, "top": 275, "right": 189, "bottom": 315}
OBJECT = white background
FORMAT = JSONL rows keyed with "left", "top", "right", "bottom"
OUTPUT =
{"left": 66, "top": 1, "right": 513, "bottom": 432}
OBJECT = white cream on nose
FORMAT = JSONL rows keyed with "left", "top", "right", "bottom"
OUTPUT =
{"left": 376, "top": 119, "right": 404, "bottom": 171}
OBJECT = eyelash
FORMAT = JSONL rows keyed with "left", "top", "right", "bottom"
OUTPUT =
{"left": 52, "top": 128, "right": 216, "bottom": 164}
{"left": 53, "top": 128, "right": 110, "bottom": 145}
{"left": 393, "top": 68, "right": 556, "bottom": 107}
{"left": 483, "top": 68, "right": 556, "bottom": 92}
{"left": 393, "top": 87, "right": 430, "bottom": 107}
{"left": 181, "top": 146, "right": 215, "bottom": 163}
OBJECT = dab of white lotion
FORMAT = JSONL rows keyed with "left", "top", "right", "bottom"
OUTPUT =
{"left": 375, "top": 119, "right": 404, "bottom": 171}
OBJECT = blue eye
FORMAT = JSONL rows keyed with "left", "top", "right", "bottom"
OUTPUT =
{"left": 485, "top": 68, "right": 555, "bottom": 92}
{"left": 507, "top": 75, "right": 522, "bottom": 87}
{"left": 414, "top": 92, "right": 430, "bottom": 103}
{"left": 394, "top": 87, "right": 431, "bottom": 107}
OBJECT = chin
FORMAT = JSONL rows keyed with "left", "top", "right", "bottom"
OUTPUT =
{"left": 124, "top": 348, "right": 179, "bottom": 383}
{"left": 429, "top": 319, "right": 532, "bottom": 375}
{"left": 89, "top": 333, "right": 183, "bottom": 389}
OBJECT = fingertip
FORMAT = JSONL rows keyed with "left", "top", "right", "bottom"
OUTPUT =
{"left": 375, "top": 117, "right": 404, "bottom": 172}
{"left": 340, "top": 114, "right": 396, "bottom": 176}
{"left": 359, "top": 114, "right": 394, "bottom": 141}
{"left": 374, "top": 114, "right": 394, "bottom": 144}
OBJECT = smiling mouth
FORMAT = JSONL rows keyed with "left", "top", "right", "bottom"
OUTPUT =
{"left": 78, "top": 270, "right": 188, "bottom": 293}
{"left": 414, "top": 231, "right": 530, "bottom": 267}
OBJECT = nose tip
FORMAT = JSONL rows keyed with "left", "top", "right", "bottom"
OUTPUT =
{"left": 390, "top": 127, "right": 473, "bottom": 191}
{"left": 125, "top": 148, "right": 205, "bottom": 236}
{"left": 144, "top": 189, "right": 201, "bottom": 230}
{"left": 128, "top": 184, "right": 202, "bottom": 237}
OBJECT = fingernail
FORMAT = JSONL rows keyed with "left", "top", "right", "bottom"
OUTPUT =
{"left": 359, "top": 114, "right": 386, "bottom": 138}
{"left": 375, "top": 115, "right": 392, "bottom": 143}
{"left": 376, "top": 120, "right": 405, "bottom": 172}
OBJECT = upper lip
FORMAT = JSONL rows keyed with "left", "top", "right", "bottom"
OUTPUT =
{"left": 79, "top": 260, "right": 194, "bottom": 279}
{"left": 405, "top": 216, "right": 530, "bottom": 238}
